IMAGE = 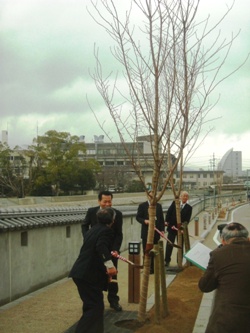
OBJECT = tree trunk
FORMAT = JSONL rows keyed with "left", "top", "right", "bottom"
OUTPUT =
{"left": 138, "top": 203, "right": 156, "bottom": 322}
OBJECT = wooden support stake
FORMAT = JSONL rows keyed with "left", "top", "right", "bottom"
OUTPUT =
{"left": 159, "top": 240, "right": 168, "bottom": 317}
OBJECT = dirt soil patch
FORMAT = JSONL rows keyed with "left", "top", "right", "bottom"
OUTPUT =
{"left": 116, "top": 265, "right": 204, "bottom": 333}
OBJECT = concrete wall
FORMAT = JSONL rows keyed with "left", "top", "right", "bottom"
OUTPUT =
{"left": 0, "top": 214, "right": 141, "bottom": 306}
{"left": 121, "top": 213, "right": 141, "bottom": 252}
{"left": 0, "top": 224, "right": 83, "bottom": 305}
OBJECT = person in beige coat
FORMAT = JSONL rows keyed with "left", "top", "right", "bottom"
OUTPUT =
{"left": 198, "top": 222, "right": 250, "bottom": 333}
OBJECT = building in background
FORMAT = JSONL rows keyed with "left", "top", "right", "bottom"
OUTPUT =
{"left": 176, "top": 169, "right": 224, "bottom": 190}
{"left": 80, "top": 136, "right": 226, "bottom": 191}
{"left": 218, "top": 148, "right": 242, "bottom": 179}
{"left": 3, "top": 130, "right": 246, "bottom": 192}
{"left": 1, "top": 130, "right": 8, "bottom": 145}
{"left": 79, "top": 135, "right": 171, "bottom": 190}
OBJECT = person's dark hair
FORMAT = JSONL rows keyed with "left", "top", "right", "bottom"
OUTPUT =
{"left": 221, "top": 222, "right": 249, "bottom": 242}
{"left": 98, "top": 191, "right": 113, "bottom": 201}
{"left": 96, "top": 208, "right": 116, "bottom": 225}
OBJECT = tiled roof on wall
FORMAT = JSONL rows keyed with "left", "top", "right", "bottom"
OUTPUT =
{"left": 0, "top": 206, "right": 87, "bottom": 232}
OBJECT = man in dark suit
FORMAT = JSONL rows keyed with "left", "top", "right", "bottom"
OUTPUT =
{"left": 165, "top": 191, "right": 192, "bottom": 266}
{"left": 81, "top": 190, "right": 123, "bottom": 311}
{"left": 69, "top": 208, "right": 117, "bottom": 333}
{"left": 199, "top": 222, "right": 250, "bottom": 333}
{"left": 136, "top": 192, "right": 165, "bottom": 274}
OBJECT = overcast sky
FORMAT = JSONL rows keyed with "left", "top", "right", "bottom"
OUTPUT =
{"left": 1, "top": 0, "right": 250, "bottom": 170}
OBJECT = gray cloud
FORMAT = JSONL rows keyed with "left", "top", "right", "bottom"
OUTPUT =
{"left": 0, "top": 0, "right": 249, "bottom": 168}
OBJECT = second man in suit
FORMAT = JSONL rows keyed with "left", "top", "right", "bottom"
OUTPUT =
{"left": 81, "top": 190, "right": 123, "bottom": 312}
{"left": 165, "top": 191, "right": 192, "bottom": 266}
{"left": 136, "top": 192, "right": 165, "bottom": 274}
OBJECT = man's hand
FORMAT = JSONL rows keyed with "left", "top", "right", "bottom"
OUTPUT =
{"left": 107, "top": 267, "right": 117, "bottom": 278}
{"left": 171, "top": 225, "right": 178, "bottom": 231}
{"left": 111, "top": 251, "right": 119, "bottom": 257}
{"left": 107, "top": 267, "right": 117, "bottom": 283}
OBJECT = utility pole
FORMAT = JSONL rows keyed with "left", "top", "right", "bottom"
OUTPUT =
{"left": 247, "top": 169, "right": 250, "bottom": 203}
{"left": 209, "top": 153, "right": 217, "bottom": 206}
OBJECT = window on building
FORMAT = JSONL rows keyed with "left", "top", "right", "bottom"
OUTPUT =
{"left": 21, "top": 231, "right": 28, "bottom": 246}
{"left": 87, "top": 149, "right": 96, "bottom": 155}
{"left": 105, "top": 161, "right": 115, "bottom": 166}
{"left": 117, "top": 161, "right": 124, "bottom": 165}
{"left": 66, "top": 226, "right": 71, "bottom": 238}
{"left": 117, "top": 149, "right": 126, "bottom": 155}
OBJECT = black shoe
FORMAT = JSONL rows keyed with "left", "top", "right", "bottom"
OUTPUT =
{"left": 110, "top": 302, "right": 123, "bottom": 312}
{"left": 165, "top": 262, "right": 170, "bottom": 267}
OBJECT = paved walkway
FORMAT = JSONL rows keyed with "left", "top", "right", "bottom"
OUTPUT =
{"left": 0, "top": 249, "right": 176, "bottom": 333}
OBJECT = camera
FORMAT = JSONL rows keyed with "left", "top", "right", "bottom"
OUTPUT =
{"left": 217, "top": 223, "right": 228, "bottom": 236}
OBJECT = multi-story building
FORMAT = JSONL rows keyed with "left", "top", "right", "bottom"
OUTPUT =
{"left": 79, "top": 136, "right": 225, "bottom": 191}
{"left": 176, "top": 169, "right": 224, "bottom": 190}
{"left": 79, "top": 135, "right": 170, "bottom": 189}
{"left": 1, "top": 131, "right": 227, "bottom": 192}
{"left": 218, "top": 148, "right": 242, "bottom": 179}
{"left": 1, "top": 130, "right": 8, "bottom": 145}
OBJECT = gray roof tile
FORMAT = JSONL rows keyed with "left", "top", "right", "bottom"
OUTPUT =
{"left": 0, "top": 206, "right": 86, "bottom": 232}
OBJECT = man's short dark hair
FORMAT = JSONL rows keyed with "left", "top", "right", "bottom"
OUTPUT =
{"left": 221, "top": 222, "right": 249, "bottom": 241}
{"left": 98, "top": 191, "right": 113, "bottom": 201}
{"left": 96, "top": 208, "right": 116, "bottom": 225}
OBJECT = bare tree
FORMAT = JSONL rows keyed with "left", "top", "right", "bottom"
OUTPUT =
{"left": 87, "top": 0, "right": 248, "bottom": 322}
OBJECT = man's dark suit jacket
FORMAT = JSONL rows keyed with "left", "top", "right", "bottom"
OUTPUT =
{"left": 136, "top": 201, "right": 165, "bottom": 244}
{"left": 199, "top": 239, "right": 250, "bottom": 333}
{"left": 81, "top": 206, "right": 123, "bottom": 252}
{"left": 69, "top": 223, "right": 114, "bottom": 290}
{"left": 166, "top": 200, "right": 192, "bottom": 234}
